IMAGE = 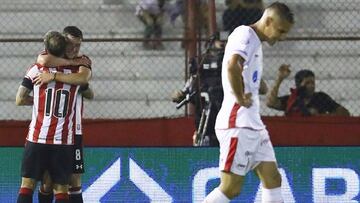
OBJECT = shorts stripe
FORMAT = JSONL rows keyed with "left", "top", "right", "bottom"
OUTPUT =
{"left": 224, "top": 137, "right": 238, "bottom": 172}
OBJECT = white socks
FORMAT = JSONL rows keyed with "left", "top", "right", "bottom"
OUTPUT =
{"left": 203, "top": 186, "right": 282, "bottom": 203}
{"left": 262, "top": 187, "right": 283, "bottom": 203}
{"left": 203, "top": 187, "right": 230, "bottom": 203}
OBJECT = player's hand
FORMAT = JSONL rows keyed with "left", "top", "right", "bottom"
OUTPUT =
{"left": 238, "top": 93, "right": 252, "bottom": 108}
{"left": 73, "top": 56, "right": 91, "bottom": 67}
{"left": 33, "top": 72, "right": 54, "bottom": 86}
{"left": 278, "top": 64, "right": 291, "bottom": 80}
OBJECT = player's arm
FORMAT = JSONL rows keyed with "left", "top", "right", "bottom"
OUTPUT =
{"left": 34, "top": 66, "right": 91, "bottom": 86}
{"left": 37, "top": 54, "right": 91, "bottom": 67}
{"left": 259, "top": 79, "right": 268, "bottom": 95}
{"left": 15, "top": 85, "right": 33, "bottom": 106}
{"left": 54, "top": 66, "right": 91, "bottom": 85}
{"left": 227, "top": 54, "right": 252, "bottom": 107}
{"left": 266, "top": 64, "right": 290, "bottom": 109}
{"left": 79, "top": 84, "right": 94, "bottom": 100}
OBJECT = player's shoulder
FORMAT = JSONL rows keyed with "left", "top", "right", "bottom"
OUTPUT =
{"left": 231, "top": 26, "right": 252, "bottom": 38}
{"left": 81, "top": 54, "right": 91, "bottom": 60}
{"left": 24, "top": 63, "right": 42, "bottom": 79}
{"left": 28, "top": 63, "right": 43, "bottom": 71}
{"left": 314, "top": 91, "right": 332, "bottom": 100}
{"left": 229, "top": 25, "right": 259, "bottom": 44}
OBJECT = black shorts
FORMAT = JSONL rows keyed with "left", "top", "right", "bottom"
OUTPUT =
{"left": 73, "top": 134, "right": 85, "bottom": 174}
{"left": 21, "top": 141, "right": 73, "bottom": 185}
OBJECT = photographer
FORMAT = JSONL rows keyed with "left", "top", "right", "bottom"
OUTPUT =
{"left": 172, "top": 38, "right": 225, "bottom": 147}
{"left": 266, "top": 65, "right": 350, "bottom": 116}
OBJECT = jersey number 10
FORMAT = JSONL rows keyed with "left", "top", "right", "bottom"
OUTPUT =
{"left": 45, "top": 88, "right": 70, "bottom": 118}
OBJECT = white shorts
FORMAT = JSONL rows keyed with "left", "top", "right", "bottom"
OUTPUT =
{"left": 216, "top": 128, "right": 277, "bottom": 176}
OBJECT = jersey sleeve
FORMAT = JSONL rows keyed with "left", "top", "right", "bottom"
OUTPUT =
{"left": 81, "top": 55, "right": 92, "bottom": 70}
{"left": 226, "top": 26, "right": 256, "bottom": 63}
{"left": 21, "top": 77, "right": 33, "bottom": 90}
{"left": 24, "top": 64, "right": 40, "bottom": 82}
{"left": 21, "top": 65, "right": 40, "bottom": 90}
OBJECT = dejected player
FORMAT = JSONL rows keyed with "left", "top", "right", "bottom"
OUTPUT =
{"left": 203, "top": 2, "right": 294, "bottom": 203}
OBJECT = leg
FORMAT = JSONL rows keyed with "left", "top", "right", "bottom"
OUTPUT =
{"left": 53, "top": 184, "right": 69, "bottom": 203}
{"left": 69, "top": 134, "right": 85, "bottom": 203}
{"left": 153, "top": 15, "right": 164, "bottom": 50}
{"left": 203, "top": 171, "right": 244, "bottom": 203}
{"left": 219, "top": 171, "right": 245, "bottom": 199}
{"left": 69, "top": 174, "right": 83, "bottom": 203}
{"left": 255, "top": 161, "right": 283, "bottom": 203}
{"left": 38, "top": 171, "right": 54, "bottom": 203}
{"left": 204, "top": 128, "right": 250, "bottom": 202}
{"left": 138, "top": 12, "right": 155, "bottom": 49}
{"left": 50, "top": 145, "right": 74, "bottom": 203}
{"left": 18, "top": 142, "right": 45, "bottom": 203}
{"left": 17, "top": 177, "right": 36, "bottom": 203}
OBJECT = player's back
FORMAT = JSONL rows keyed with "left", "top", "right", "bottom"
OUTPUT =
{"left": 26, "top": 64, "right": 81, "bottom": 145}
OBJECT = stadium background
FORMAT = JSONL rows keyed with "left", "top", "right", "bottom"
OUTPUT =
{"left": 0, "top": 0, "right": 359, "bottom": 202}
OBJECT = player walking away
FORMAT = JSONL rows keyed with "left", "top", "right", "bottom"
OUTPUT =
{"left": 203, "top": 2, "right": 294, "bottom": 203}
{"left": 15, "top": 30, "right": 89, "bottom": 203}
{"left": 35, "top": 26, "right": 93, "bottom": 203}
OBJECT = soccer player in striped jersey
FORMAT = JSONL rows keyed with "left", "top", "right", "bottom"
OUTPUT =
{"left": 15, "top": 30, "right": 91, "bottom": 203}
{"left": 203, "top": 2, "right": 294, "bottom": 203}
{"left": 34, "top": 26, "right": 93, "bottom": 203}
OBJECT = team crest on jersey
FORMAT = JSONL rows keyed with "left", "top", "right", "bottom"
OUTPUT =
{"left": 252, "top": 71, "right": 258, "bottom": 82}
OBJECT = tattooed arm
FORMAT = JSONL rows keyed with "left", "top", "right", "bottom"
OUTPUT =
{"left": 15, "top": 86, "right": 33, "bottom": 106}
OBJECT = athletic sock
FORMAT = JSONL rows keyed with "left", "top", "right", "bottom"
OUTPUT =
{"left": 262, "top": 187, "right": 283, "bottom": 203}
{"left": 55, "top": 193, "right": 69, "bottom": 203}
{"left": 17, "top": 187, "right": 33, "bottom": 203}
{"left": 203, "top": 187, "right": 230, "bottom": 203}
{"left": 69, "top": 187, "right": 83, "bottom": 203}
{"left": 38, "top": 185, "right": 53, "bottom": 203}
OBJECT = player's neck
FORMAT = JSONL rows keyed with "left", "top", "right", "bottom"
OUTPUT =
{"left": 250, "top": 23, "right": 267, "bottom": 42}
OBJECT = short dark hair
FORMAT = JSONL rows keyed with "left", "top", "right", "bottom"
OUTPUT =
{"left": 267, "top": 2, "right": 294, "bottom": 24}
{"left": 63, "top": 26, "right": 83, "bottom": 39}
{"left": 295, "top": 69, "right": 315, "bottom": 87}
{"left": 44, "top": 31, "right": 66, "bottom": 57}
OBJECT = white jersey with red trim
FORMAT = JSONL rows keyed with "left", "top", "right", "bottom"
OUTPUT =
{"left": 215, "top": 26, "right": 265, "bottom": 130}
{"left": 25, "top": 64, "right": 80, "bottom": 145}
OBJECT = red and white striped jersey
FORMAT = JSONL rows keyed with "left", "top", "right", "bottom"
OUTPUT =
{"left": 215, "top": 26, "right": 265, "bottom": 130}
{"left": 24, "top": 64, "right": 81, "bottom": 145}
{"left": 74, "top": 93, "right": 84, "bottom": 135}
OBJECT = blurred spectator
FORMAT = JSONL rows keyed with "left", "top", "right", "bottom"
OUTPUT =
{"left": 170, "top": 0, "right": 209, "bottom": 29}
{"left": 266, "top": 65, "right": 350, "bottom": 116}
{"left": 135, "top": 0, "right": 172, "bottom": 50}
{"left": 170, "top": 0, "right": 209, "bottom": 48}
{"left": 222, "top": 0, "right": 264, "bottom": 34}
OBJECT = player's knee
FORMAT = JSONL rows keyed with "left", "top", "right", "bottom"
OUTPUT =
{"left": 220, "top": 184, "right": 241, "bottom": 199}
{"left": 224, "top": 187, "right": 241, "bottom": 199}
{"left": 263, "top": 171, "right": 282, "bottom": 188}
